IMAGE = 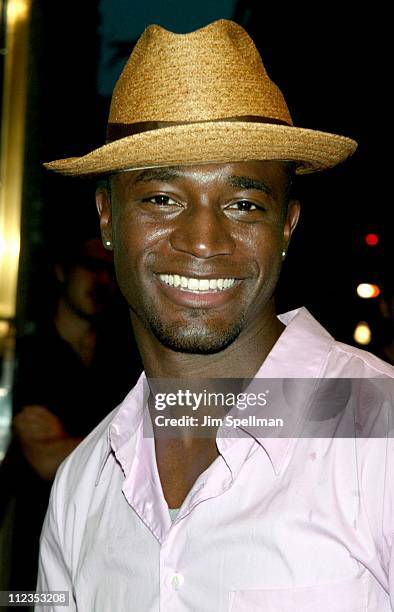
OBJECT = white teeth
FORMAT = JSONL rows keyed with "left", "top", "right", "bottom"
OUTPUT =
{"left": 199, "top": 279, "right": 210, "bottom": 290}
{"left": 188, "top": 278, "right": 199, "bottom": 290}
{"left": 159, "top": 274, "right": 236, "bottom": 292}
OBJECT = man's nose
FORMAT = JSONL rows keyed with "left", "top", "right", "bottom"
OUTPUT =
{"left": 169, "top": 204, "right": 235, "bottom": 258}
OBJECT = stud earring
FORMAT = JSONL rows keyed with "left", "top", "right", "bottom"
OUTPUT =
{"left": 281, "top": 250, "right": 286, "bottom": 258}
{"left": 104, "top": 240, "right": 112, "bottom": 248}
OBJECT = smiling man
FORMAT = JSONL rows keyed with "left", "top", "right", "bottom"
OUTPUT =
{"left": 36, "top": 20, "right": 393, "bottom": 612}
{"left": 98, "top": 161, "right": 297, "bottom": 360}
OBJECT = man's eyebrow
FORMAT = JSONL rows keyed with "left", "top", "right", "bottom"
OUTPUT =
{"left": 132, "top": 166, "right": 183, "bottom": 184}
{"left": 228, "top": 175, "right": 273, "bottom": 196}
{"left": 129, "top": 168, "right": 274, "bottom": 195}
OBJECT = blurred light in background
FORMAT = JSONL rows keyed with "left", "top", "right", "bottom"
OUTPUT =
{"left": 356, "top": 283, "right": 381, "bottom": 299}
{"left": 0, "top": 0, "right": 32, "bottom": 462}
{"left": 364, "top": 233, "right": 379, "bottom": 247}
{"left": 0, "top": 0, "right": 31, "bottom": 320}
{"left": 353, "top": 321, "right": 372, "bottom": 345}
{"left": 7, "top": 0, "right": 29, "bottom": 24}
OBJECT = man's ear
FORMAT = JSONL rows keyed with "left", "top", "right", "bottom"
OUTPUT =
{"left": 96, "top": 186, "right": 113, "bottom": 250}
{"left": 283, "top": 199, "right": 301, "bottom": 251}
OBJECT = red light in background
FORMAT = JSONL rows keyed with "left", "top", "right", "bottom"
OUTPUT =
{"left": 365, "top": 233, "right": 379, "bottom": 246}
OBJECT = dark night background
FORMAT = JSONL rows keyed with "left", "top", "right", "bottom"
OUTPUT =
{"left": 16, "top": 0, "right": 392, "bottom": 360}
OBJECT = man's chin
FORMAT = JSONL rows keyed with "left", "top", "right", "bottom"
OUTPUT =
{"left": 147, "top": 320, "right": 244, "bottom": 355}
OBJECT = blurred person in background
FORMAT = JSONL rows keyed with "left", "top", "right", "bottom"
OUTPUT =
{"left": 1, "top": 233, "right": 142, "bottom": 591}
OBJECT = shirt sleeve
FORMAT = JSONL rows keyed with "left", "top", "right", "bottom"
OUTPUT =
{"left": 390, "top": 549, "right": 394, "bottom": 612}
{"left": 383, "top": 437, "right": 394, "bottom": 611}
{"left": 35, "top": 480, "right": 76, "bottom": 612}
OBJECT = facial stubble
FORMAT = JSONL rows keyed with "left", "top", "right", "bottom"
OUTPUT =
{"left": 133, "top": 296, "right": 247, "bottom": 355}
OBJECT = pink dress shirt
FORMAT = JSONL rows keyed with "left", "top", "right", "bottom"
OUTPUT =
{"left": 36, "top": 307, "right": 394, "bottom": 611}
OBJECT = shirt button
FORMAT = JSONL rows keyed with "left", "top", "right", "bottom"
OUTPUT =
{"left": 171, "top": 572, "right": 184, "bottom": 591}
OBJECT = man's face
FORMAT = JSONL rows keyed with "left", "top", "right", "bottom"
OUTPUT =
{"left": 97, "top": 161, "right": 299, "bottom": 353}
{"left": 60, "top": 238, "right": 117, "bottom": 320}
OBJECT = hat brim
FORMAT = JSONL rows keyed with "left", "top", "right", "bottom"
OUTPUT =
{"left": 44, "top": 121, "right": 357, "bottom": 177}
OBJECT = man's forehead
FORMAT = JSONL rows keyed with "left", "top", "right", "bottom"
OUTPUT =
{"left": 111, "top": 160, "right": 291, "bottom": 187}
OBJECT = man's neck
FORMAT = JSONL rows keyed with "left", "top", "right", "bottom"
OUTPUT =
{"left": 132, "top": 305, "right": 285, "bottom": 379}
{"left": 136, "top": 303, "right": 285, "bottom": 508}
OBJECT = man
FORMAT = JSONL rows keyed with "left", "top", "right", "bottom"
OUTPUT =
{"left": 37, "top": 20, "right": 393, "bottom": 611}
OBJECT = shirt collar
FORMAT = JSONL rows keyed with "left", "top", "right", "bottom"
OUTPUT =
{"left": 237, "top": 307, "right": 335, "bottom": 474}
{"left": 97, "top": 307, "right": 335, "bottom": 482}
{"left": 261, "top": 306, "right": 334, "bottom": 378}
{"left": 96, "top": 372, "right": 149, "bottom": 484}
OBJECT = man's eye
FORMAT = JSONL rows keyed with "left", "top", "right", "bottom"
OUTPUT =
{"left": 228, "top": 200, "right": 264, "bottom": 212}
{"left": 142, "top": 195, "right": 178, "bottom": 206}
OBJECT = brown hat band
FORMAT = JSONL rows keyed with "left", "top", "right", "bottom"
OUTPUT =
{"left": 106, "top": 115, "right": 291, "bottom": 143}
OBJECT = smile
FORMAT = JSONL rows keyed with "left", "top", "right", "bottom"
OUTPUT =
{"left": 158, "top": 274, "right": 236, "bottom": 292}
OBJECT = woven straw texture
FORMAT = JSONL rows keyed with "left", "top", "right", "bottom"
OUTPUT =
{"left": 45, "top": 20, "right": 357, "bottom": 176}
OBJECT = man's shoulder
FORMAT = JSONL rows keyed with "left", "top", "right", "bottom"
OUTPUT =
{"left": 277, "top": 307, "right": 393, "bottom": 378}
{"left": 53, "top": 404, "right": 118, "bottom": 499}
{"left": 329, "top": 338, "right": 394, "bottom": 378}
{"left": 50, "top": 374, "right": 145, "bottom": 512}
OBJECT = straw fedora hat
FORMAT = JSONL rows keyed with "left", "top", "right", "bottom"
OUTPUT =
{"left": 45, "top": 19, "right": 357, "bottom": 177}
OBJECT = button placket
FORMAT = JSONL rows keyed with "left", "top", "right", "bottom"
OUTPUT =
{"left": 160, "top": 538, "right": 186, "bottom": 609}
{"left": 170, "top": 572, "right": 184, "bottom": 591}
